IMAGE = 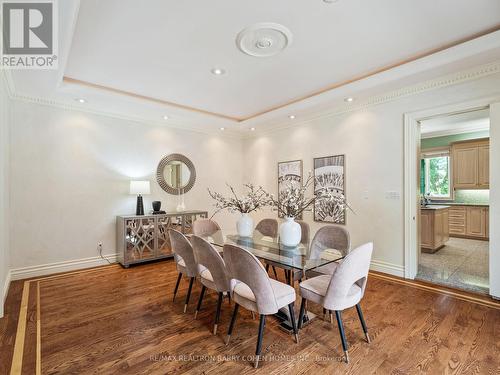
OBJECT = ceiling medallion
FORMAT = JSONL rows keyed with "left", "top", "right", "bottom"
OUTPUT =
{"left": 236, "top": 23, "right": 293, "bottom": 57}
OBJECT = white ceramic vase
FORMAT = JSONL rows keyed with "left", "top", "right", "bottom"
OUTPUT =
{"left": 280, "top": 216, "right": 302, "bottom": 247}
{"left": 237, "top": 213, "right": 254, "bottom": 237}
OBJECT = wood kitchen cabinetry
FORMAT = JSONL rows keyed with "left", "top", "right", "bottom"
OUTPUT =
{"left": 421, "top": 206, "right": 449, "bottom": 253}
{"left": 452, "top": 139, "right": 489, "bottom": 189}
{"left": 448, "top": 205, "right": 489, "bottom": 240}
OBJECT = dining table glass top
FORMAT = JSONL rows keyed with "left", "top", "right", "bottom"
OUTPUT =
{"left": 190, "top": 229, "right": 344, "bottom": 272}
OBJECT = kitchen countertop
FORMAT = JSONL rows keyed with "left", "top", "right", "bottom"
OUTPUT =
{"left": 421, "top": 205, "right": 450, "bottom": 210}
{"left": 428, "top": 202, "right": 489, "bottom": 207}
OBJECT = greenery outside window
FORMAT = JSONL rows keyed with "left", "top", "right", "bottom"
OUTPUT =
{"left": 421, "top": 148, "right": 452, "bottom": 200}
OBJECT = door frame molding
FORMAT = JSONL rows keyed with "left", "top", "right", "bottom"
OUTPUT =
{"left": 403, "top": 96, "right": 498, "bottom": 279}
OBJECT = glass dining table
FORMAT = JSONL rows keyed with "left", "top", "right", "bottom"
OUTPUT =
{"left": 188, "top": 229, "right": 344, "bottom": 332}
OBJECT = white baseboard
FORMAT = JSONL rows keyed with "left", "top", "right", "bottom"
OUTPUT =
{"left": 370, "top": 259, "right": 405, "bottom": 278}
{"left": 1, "top": 269, "right": 11, "bottom": 318}
{"left": 10, "top": 254, "right": 118, "bottom": 281}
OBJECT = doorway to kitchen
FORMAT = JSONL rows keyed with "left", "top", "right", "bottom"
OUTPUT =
{"left": 416, "top": 109, "right": 490, "bottom": 294}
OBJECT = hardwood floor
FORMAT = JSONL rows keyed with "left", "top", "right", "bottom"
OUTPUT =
{"left": 1, "top": 260, "right": 499, "bottom": 374}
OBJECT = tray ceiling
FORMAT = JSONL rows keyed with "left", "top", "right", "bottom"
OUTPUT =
{"left": 64, "top": 0, "right": 500, "bottom": 121}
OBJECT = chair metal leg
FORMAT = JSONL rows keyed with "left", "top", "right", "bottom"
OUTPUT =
{"left": 272, "top": 266, "right": 278, "bottom": 280}
{"left": 288, "top": 303, "right": 299, "bottom": 343}
{"left": 194, "top": 285, "right": 206, "bottom": 319}
{"left": 334, "top": 310, "right": 349, "bottom": 364}
{"left": 356, "top": 303, "right": 371, "bottom": 343}
{"left": 184, "top": 277, "right": 195, "bottom": 313}
{"left": 254, "top": 315, "right": 266, "bottom": 369}
{"left": 173, "top": 272, "right": 182, "bottom": 302}
{"left": 329, "top": 310, "right": 334, "bottom": 324}
{"left": 297, "top": 297, "right": 306, "bottom": 330}
{"left": 225, "top": 303, "right": 239, "bottom": 345}
{"left": 213, "top": 292, "right": 223, "bottom": 335}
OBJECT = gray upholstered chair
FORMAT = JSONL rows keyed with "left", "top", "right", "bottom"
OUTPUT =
{"left": 298, "top": 242, "right": 373, "bottom": 364}
{"left": 191, "top": 235, "right": 231, "bottom": 335}
{"left": 169, "top": 229, "right": 198, "bottom": 313}
{"left": 223, "top": 244, "right": 299, "bottom": 369}
{"left": 192, "top": 218, "right": 223, "bottom": 244}
{"left": 254, "top": 218, "right": 278, "bottom": 238}
{"left": 306, "top": 225, "right": 351, "bottom": 277}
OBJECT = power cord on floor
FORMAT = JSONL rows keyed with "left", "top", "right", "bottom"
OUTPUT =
{"left": 98, "top": 243, "right": 113, "bottom": 265}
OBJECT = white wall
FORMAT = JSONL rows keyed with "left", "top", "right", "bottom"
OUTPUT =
{"left": 9, "top": 101, "right": 243, "bottom": 270}
{"left": 0, "top": 74, "right": 11, "bottom": 317}
{"left": 5, "top": 66, "right": 500, "bottom": 298}
{"left": 243, "top": 73, "right": 500, "bottom": 278}
{"left": 490, "top": 102, "right": 500, "bottom": 298}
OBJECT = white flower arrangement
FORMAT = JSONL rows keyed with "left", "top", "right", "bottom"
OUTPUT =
{"left": 208, "top": 183, "right": 273, "bottom": 215}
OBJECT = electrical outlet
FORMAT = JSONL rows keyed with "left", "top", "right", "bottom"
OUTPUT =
{"left": 97, "top": 242, "right": 103, "bottom": 252}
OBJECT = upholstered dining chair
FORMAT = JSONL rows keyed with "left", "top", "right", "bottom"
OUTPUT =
{"left": 192, "top": 218, "right": 223, "bottom": 244}
{"left": 254, "top": 218, "right": 278, "bottom": 238}
{"left": 223, "top": 244, "right": 299, "bottom": 369}
{"left": 191, "top": 235, "right": 231, "bottom": 335}
{"left": 306, "top": 225, "right": 351, "bottom": 277}
{"left": 298, "top": 242, "right": 373, "bottom": 364}
{"left": 168, "top": 229, "right": 198, "bottom": 313}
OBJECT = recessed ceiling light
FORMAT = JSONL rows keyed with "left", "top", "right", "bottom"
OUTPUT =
{"left": 75, "top": 98, "right": 86, "bottom": 103}
{"left": 162, "top": 115, "right": 169, "bottom": 120}
{"left": 323, "top": 0, "right": 339, "bottom": 3}
{"left": 211, "top": 68, "right": 226, "bottom": 75}
{"left": 289, "top": 115, "right": 296, "bottom": 119}
{"left": 344, "top": 97, "right": 354, "bottom": 102}
{"left": 250, "top": 127, "right": 256, "bottom": 131}
{"left": 219, "top": 127, "right": 225, "bottom": 131}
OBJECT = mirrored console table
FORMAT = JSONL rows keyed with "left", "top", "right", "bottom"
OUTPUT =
{"left": 116, "top": 210, "right": 208, "bottom": 267}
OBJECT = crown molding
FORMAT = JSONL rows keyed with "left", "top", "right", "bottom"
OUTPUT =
{"left": 8, "top": 92, "right": 243, "bottom": 140}
{"left": 244, "top": 60, "right": 500, "bottom": 139}
{"left": 5, "top": 60, "right": 500, "bottom": 141}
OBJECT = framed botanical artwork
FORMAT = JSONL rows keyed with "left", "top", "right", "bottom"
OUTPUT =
{"left": 278, "top": 160, "right": 303, "bottom": 219}
{"left": 313, "top": 154, "right": 346, "bottom": 224}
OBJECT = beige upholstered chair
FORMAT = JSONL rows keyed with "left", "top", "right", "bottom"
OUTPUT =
{"left": 223, "top": 244, "right": 299, "bottom": 368}
{"left": 192, "top": 218, "right": 223, "bottom": 244}
{"left": 306, "top": 225, "right": 350, "bottom": 277}
{"left": 169, "top": 229, "right": 198, "bottom": 313}
{"left": 191, "top": 235, "right": 231, "bottom": 335}
{"left": 254, "top": 218, "right": 278, "bottom": 238}
{"left": 298, "top": 242, "right": 373, "bottom": 364}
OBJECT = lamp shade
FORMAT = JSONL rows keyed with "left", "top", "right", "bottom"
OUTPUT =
{"left": 130, "top": 180, "right": 150, "bottom": 195}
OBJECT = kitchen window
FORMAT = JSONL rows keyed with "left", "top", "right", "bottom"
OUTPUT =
{"left": 421, "top": 148, "right": 452, "bottom": 199}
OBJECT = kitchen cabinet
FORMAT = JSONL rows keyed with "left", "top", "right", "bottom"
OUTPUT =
{"left": 466, "top": 207, "right": 486, "bottom": 237}
{"left": 421, "top": 206, "right": 449, "bottom": 253}
{"left": 452, "top": 139, "right": 489, "bottom": 189}
{"left": 449, "top": 206, "right": 466, "bottom": 236}
{"left": 478, "top": 144, "right": 489, "bottom": 188}
{"left": 448, "top": 205, "right": 489, "bottom": 240}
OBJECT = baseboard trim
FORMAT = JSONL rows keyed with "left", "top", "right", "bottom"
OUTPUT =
{"left": 1, "top": 269, "right": 11, "bottom": 318}
{"left": 370, "top": 259, "right": 405, "bottom": 278}
{"left": 10, "top": 254, "right": 118, "bottom": 281}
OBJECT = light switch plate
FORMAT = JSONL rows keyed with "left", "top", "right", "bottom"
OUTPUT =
{"left": 385, "top": 191, "right": 400, "bottom": 200}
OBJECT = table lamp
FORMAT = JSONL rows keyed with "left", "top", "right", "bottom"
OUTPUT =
{"left": 130, "top": 180, "right": 151, "bottom": 215}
